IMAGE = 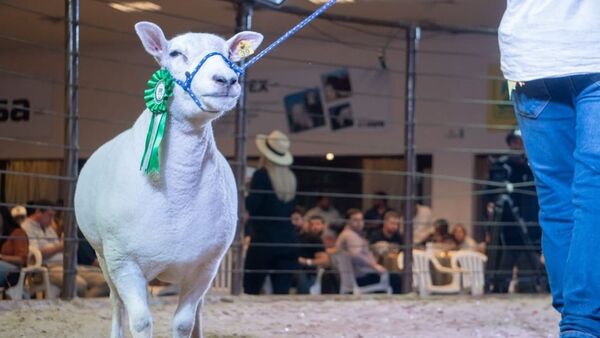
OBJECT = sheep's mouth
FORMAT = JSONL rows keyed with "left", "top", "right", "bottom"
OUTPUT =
{"left": 200, "top": 94, "right": 239, "bottom": 114}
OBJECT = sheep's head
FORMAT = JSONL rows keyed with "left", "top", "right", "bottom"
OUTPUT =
{"left": 135, "top": 21, "right": 263, "bottom": 125}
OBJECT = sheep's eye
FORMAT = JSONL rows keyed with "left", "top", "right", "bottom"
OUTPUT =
{"left": 169, "top": 50, "right": 182, "bottom": 58}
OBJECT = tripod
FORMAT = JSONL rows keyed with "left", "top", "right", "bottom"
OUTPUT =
{"left": 486, "top": 191, "right": 546, "bottom": 293}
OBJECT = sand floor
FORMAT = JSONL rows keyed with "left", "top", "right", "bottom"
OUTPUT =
{"left": 0, "top": 294, "right": 559, "bottom": 338}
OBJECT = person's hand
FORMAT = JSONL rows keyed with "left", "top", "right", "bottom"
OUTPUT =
{"left": 486, "top": 202, "right": 495, "bottom": 219}
{"left": 299, "top": 257, "right": 313, "bottom": 266}
{"left": 374, "top": 264, "right": 387, "bottom": 274}
{"left": 485, "top": 231, "right": 491, "bottom": 244}
{"left": 55, "top": 241, "right": 65, "bottom": 251}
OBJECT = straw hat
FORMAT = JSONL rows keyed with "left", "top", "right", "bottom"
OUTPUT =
{"left": 256, "top": 130, "right": 293, "bottom": 166}
{"left": 11, "top": 205, "right": 27, "bottom": 218}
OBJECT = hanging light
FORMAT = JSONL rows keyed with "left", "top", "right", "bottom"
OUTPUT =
{"left": 108, "top": 2, "right": 161, "bottom": 13}
{"left": 255, "top": 0, "right": 287, "bottom": 7}
{"left": 310, "top": 0, "right": 354, "bottom": 3}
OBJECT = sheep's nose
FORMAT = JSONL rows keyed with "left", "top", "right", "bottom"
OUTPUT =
{"left": 212, "top": 74, "right": 238, "bottom": 87}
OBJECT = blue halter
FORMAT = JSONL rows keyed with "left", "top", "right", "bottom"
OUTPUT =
{"left": 170, "top": 0, "right": 336, "bottom": 112}
{"left": 171, "top": 52, "right": 244, "bottom": 111}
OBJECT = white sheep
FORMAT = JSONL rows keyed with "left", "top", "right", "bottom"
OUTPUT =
{"left": 74, "top": 21, "right": 263, "bottom": 338}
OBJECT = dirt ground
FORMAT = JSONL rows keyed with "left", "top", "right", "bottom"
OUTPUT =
{"left": 0, "top": 294, "right": 559, "bottom": 338}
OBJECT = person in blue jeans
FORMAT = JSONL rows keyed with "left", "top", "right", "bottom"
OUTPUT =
{"left": 500, "top": 2, "right": 600, "bottom": 337}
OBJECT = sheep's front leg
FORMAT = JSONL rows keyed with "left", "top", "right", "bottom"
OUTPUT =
{"left": 173, "top": 267, "right": 215, "bottom": 338}
{"left": 107, "top": 259, "right": 153, "bottom": 338}
{"left": 191, "top": 298, "right": 204, "bottom": 338}
{"left": 98, "top": 256, "right": 125, "bottom": 338}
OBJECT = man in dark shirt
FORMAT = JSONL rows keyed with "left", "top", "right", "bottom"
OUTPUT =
{"left": 364, "top": 191, "right": 393, "bottom": 237}
{"left": 77, "top": 228, "right": 99, "bottom": 267}
{"left": 298, "top": 216, "right": 326, "bottom": 261}
{"left": 368, "top": 211, "right": 403, "bottom": 245}
{"left": 297, "top": 216, "right": 328, "bottom": 294}
{"left": 486, "top": 129, "right": 543, "bottom": 294}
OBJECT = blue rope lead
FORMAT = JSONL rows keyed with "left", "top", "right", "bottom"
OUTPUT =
{"left": 243, "top": 0, "right": 337, "bottom": 71}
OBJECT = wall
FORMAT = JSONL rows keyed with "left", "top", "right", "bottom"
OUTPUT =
{"left": 0, "top": 16, "right": 509, "bottom": 232}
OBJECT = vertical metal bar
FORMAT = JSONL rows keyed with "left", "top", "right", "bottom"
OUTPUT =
{"left": 231, "top": 0, "right": 254, "bottom": 296}
{"left": 402, "top": 25, "right": 419, "bottom": 294}
{"left": 62, "top": 0, "right": 80, "bottom": 300}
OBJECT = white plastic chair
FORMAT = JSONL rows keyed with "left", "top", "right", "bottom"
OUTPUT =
{"left": 262, "top": 275, "right": 273, "bottom": 295}
{"left": 5, "top": 246, "right": 58, "bottom": 300}
{"left": 451, "top": 250, "right": 488, "bottom": 296}
{"left": 309, "top": 268, "right": 325, "bottom": 295}
{"left": 396, "top": 252, "right": 419, "bottom": 289}
{"left": 412, "top": 250, "right": 461, "bottom": 296}
{"left": 331, "top": 252, "right": 391, "bottom": 295}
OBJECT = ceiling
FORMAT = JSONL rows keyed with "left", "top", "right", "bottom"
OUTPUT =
{"left": 0, "top": 0, "right": 504, "bottom": 49}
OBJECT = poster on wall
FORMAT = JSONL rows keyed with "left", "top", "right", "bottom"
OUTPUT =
{"left": 284, "top": 88, "right": 325, "bottom": 134}
{"left": 321, "top": 68, "right": 352, "bottom": 103}
{"left": 487, "top": 64, "right": 516, "bottom": 130}
{"left": 329, "top": 103, "right": 354, "bottom": 131}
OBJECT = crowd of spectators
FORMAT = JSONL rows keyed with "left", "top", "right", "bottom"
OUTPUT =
{"left": 0, "top": 201, "right": 108, "bottom": 298}
{"left": 242, "top": 131, "right": 486, "bottom": 295}
{"left": 244, "top": 195, "right": 486, "bottom": 295}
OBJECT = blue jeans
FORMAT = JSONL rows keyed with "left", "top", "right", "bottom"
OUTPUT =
{"left": 513, "top": 74, "right": 600, "bottom": 337}
{"left": 0, "top": 260, "right": 19, "bottom": 287}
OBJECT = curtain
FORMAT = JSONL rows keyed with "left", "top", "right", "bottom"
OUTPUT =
{"left": 361, "top": 158, "right": 406, "bottom": 212}
{"left": 5, "top": 160, "right": 63, "bottom": 204}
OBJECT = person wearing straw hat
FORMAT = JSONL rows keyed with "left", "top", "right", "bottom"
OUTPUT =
{"left": 244, "top": 130, "right": 300, "bottom": 294}
{"left": 9, "top": 205, "right": 27, "bottom": 226}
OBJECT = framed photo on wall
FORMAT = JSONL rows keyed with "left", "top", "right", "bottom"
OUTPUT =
{"left": 321, "top": 68, "right": 352, "bottom": 103}
{"left": 284, "top": 88, "right": 326, "bottom": 133}
{"left": 329, "top": 103, "right": 354, "bottom": 131}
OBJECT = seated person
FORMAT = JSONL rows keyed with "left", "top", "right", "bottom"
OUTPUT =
{"left": 10, "top": 205, "right": 27, "bottom": 226}
{"left": 369, "top": 211, "right": 403, "bottom": 268}
{"left": 336, "top": 209, "right": 401, "bottom": 294}
{"left": 422, "top": 218, "right": 455, "bottom": 250}
{"left": 452, "top": 223, "right": 484, "bottom": 252}
{"left": 305, "top": 196, "right": 342, "bottom": 231}
{"left": 369, "top": 211, "right": 403, "bottom": 246}
{"left": 297, "top": 216, "right": 333, "bottom": 294}
{"left": 363, "top": 192, "right": 393, "bottom": 238}
{"left": 22, "top": 200, "right": 109, "bottom": 298}
{"left": 77, "top": 229, "right": 99, "bottom": 267}
{"left": 290, "top": 207, "right": 306, "bottom": 235}
{"left": 0, "top": 206, "right": 28, "bottom": 287}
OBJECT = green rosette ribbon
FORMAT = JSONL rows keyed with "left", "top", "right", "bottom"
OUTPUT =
{"left": 140, "top": 68, "right": 174, "bottom": 175}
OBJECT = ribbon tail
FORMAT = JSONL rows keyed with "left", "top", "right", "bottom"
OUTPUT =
{"left": 140, "top": 112, "right": 167, "bottom": 175}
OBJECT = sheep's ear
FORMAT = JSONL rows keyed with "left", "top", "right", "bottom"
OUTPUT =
{"left": 135, "top": 21, "right": 168, "bottom": 58}
{"left": 227, "top": 31, "right": 264, "bottom": 62}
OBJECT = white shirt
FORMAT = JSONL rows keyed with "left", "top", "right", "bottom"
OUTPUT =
{"left": 21, "top": 218, "right": 63, "bottom": 265}
{"left": 499, "top": 1, "right": 600, "bottom": 81}
{"left": 304, "top": 206, "right": 341, "bottom": 227}
{"left": 413, "top": 204, "right": 434, "bottom": 244}
{"left": 456, "top": 236, "right": 479, "bottom": 252}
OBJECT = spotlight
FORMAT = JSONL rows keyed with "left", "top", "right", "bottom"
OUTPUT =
{"left": 326, "top": 153, "right": 335, "bottom": 161}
